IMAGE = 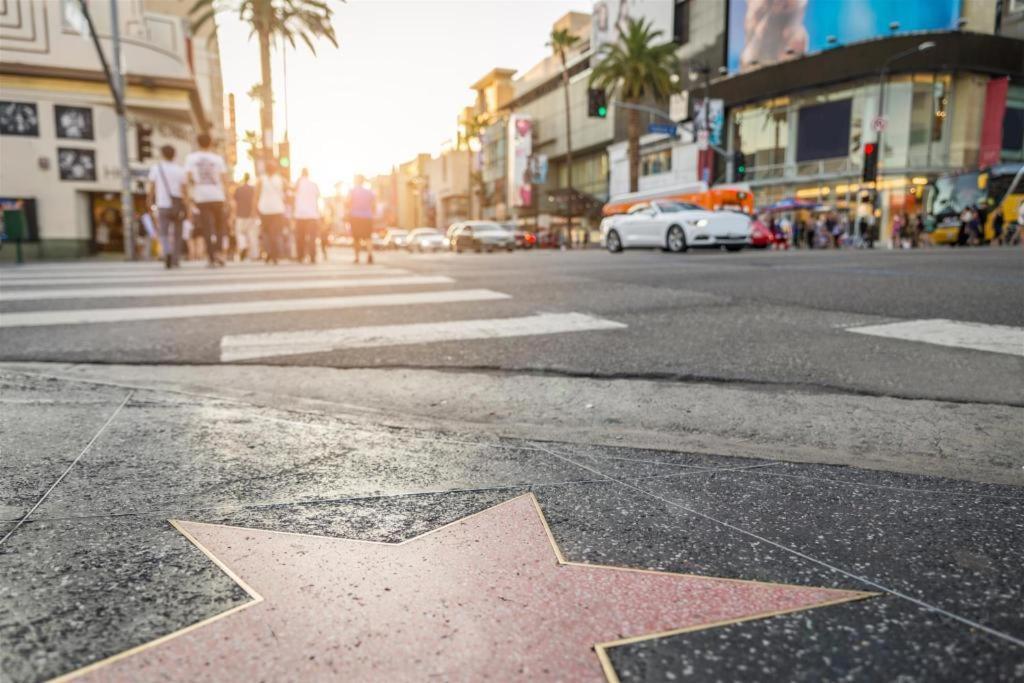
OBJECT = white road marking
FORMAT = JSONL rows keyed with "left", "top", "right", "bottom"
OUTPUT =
{"left": 220, "top": 312, "right": 627, "bottom": 361}
{"left": 0, "top": 265, "right": 398, "bottom": 283}
{"left": 847, "top": 318, "right": 1024, "bottom": 357}
{"left": 0, "top": 289, "right": 510, "bottom": 328}
{"left": 0, "top": 275, "right": 453, "bottom": 301}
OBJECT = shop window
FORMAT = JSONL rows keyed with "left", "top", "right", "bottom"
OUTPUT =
{"left": 641, "top": 149, "right": 672, "bottom": 176}
{"left": 1002, "top": 108, "right": 1023, "bottom": 157}
{"left": 796, "top": 99, "right": 851, "bottom": 162}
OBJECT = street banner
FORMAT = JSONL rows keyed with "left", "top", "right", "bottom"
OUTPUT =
{"left": 508, "top": 115, "right": 533, "bottom": 208}
{"left": 693, "top": 99, "right": 724, "bottom": 147}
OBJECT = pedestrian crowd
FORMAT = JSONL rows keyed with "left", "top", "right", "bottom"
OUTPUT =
{"left": 144, "top": 135, "right": 377, "bottom": 268}
{"left": 753, "top": 201, "right": 1021, "bottom": 251}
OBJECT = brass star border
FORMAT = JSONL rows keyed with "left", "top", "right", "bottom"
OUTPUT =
{"left": 51, "top": 494, "right": 877, "bottom": 682}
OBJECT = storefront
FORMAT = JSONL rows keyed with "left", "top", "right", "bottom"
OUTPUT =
{"left": 710, "top": 30, "right": 1024, "bottom": 246}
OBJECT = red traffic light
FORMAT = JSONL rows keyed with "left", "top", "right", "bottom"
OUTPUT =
{"left": 864, "top": 143, "right": 876, "bottom": 155}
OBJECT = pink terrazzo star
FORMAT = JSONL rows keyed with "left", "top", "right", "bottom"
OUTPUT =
{"left": 65, "top": 495, "right": 873, "bottom": 682}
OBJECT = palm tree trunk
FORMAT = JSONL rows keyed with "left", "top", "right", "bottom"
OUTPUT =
{"left": 628, "top": 106, "right": 640, "bottom": 193}
{"left": 257, "top": 7, "right": 274, "bottom": 158}
{"left": 561, "top": 62, "right": 573, "bottom": 248}
{"left": 466, "top": 146, "right": 473, "bottom": 220}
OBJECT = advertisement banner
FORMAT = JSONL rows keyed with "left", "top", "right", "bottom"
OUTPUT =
{"left": 508, "top": 115, "right": 533, "bottom": 208}
{"left": 592, "top": 1, "right": 675, "bottom": 58}
{"left": 693, "top": 99, "right": 724, "bottom": 148}
{"left": 726, "top": 0, "right": 962, "bottom": 74}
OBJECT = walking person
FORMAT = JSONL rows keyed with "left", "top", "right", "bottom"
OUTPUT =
{"left": 347, "top": 174, "right": 376, "bottom": 265}
{"left": 257, "top": 159, "right": 289, "bottom": 265}
{"left": 891, "top": 212, "right": 904, "bottom": 249}
{"left": 185, "top": 133, "right": 230, "bottom": 267}
{"left": 293, "top": 168, "right": 321, "bottom": 264}
{"left": 146, "top": 145, "right": 188, "bottom": 269}
{"left": 233, "top": 173, "right": 259, "bottom": 261}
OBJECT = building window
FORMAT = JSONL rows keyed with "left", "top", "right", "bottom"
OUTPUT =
{"left": 673, "top": 0, "right": 690, "bottom": 45}
{"left": 55, "top": 105, "right": 94, "bottom": 140}
{"left": 0, "top": 101, "right": 39, "bottom": 136}
{"left": 641, "top": 149, "right": 672, "bottom": 176}
{"left": 1003, "top": 108, "right": 1024, "bottom": 158}
{"left": 796, "top": 99, "right": 852, "bottom": 162}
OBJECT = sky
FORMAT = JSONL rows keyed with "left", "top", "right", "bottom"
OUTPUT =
{"left": 216, "top": 0, "right": 592, "bottom": 186}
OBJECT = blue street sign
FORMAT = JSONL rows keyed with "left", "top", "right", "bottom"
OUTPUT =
{"left": 647, "top": 123, "right": 677, "bottom": 136}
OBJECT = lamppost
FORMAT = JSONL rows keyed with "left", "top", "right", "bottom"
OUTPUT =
{"left": 873, "top": 41, "right": 935, "bottom": 226}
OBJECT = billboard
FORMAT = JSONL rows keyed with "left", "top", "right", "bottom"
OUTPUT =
{"left": 727, "top": 0, "right": 962, "bottom": 74}
{"left": 508, "top": 115, "right": 533, "bottom": 208}
{"left": 592, "top": 1, "right": 675, "bottom": 57}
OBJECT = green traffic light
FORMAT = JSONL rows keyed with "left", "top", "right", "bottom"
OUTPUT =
{"left": 598, "top": 106, "right": 607, "bottom": 117}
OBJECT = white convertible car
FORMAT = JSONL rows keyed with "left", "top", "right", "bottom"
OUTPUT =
{"left": 600, "top": 200, "right": 752, "bottom": 253}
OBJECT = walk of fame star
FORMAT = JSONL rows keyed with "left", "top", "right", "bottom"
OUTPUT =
{"left": 57, "top": 495, "right": 874, "bottom": 682}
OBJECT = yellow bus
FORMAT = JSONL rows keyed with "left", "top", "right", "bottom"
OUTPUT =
{"left": 924, "top": 163, "right": 1023, "bottom": 244}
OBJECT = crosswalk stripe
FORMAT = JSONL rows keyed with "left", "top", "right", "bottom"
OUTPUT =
{"left": 220, "top": 312, "right": 628, "bottom": 361}
{"left": 0, "top": 275, "right": 454, "bottom": 301}
{"left": 0, "top": 289, "right": 511, "bottom": 328}
{"left": 847, "top": 318, "right": 1024, "bottom": 357}
{"left": 0, "top": 264, "right": 390, "bottom": 282}
{"left": 0, "top": 268, "right": 409, "bottom": 287}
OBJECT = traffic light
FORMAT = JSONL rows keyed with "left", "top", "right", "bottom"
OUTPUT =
{"left": 587, "top": 88, "right": 608, "bottom": 118}
{"left": 862, "top": 142, "right": 878, "bottom": 182}
{"left": 136, "top": 123, "right": 153, "bottom": 161}
{"left": 733, "top": 151, "right": 747, "bottom": 181}
{"left": 277, "top": 140, "right": 291, "bottom": 180}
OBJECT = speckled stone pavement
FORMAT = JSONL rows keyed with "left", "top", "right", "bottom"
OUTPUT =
{"left": 2, "top": 371, "right": 1023, "bottom": 681}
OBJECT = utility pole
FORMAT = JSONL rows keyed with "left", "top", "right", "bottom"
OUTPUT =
{"left": 109, "top": 0, "right": 135, "bottom": 260}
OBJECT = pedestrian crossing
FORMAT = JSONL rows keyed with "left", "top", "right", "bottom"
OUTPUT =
{"left": 0, "top": 260, "right": 627, "bottom": 362}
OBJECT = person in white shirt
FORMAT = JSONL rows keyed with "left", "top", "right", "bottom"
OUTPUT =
{"left": 185, "top": 132, "right": 229, "bottom": 267}
{"left": 256, "top": 158, "right": 289, "bottom": 265}
{"left": 293, "top": 168, "right": 322, "bottom": 263}
{"left": 146, "top": 145, "right": 188, "bottom": 269}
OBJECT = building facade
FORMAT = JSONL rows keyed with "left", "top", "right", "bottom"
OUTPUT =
{"left": 0, "top": 0, "right": 225, "bottom": 258}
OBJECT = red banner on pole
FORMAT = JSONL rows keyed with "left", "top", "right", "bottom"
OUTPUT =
{"left": 979, "top": 76, "right": 1009, "bottom": 168}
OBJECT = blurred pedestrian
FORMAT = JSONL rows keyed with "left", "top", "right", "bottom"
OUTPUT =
{"left": 891, "top": 212, "right": 903, "bottom": 249}
{"left": 911, "top": 213, "right": 924, "bottom": 248}
{"left": 347, "top": 174, "right": 376, "bottom": 265}
{"left": 145, "top": 144, "right": 188, "bottom": 269}
{"left": 257, "top": 159, "right": 289, "bottom": 265}
{"left": 293, "top": 168, "right": 321, "bottom": 264}
{"left": 185, "top": 133, "right": 229, "bottom": 267}
{"left": 233, "top": 173, "right": 259, "bottom": 261}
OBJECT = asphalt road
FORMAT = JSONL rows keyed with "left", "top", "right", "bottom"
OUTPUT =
{"left": 1, "top": 246, "right": 1021, "bottom": 405}
{"left": 3, "top": 246, "right": 1023, "bottom": 682}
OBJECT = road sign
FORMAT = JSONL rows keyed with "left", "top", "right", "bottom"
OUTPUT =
{"left": 871, "top": 116, "right": 888, "bottom": 133}
{"left": 647, "top": 123, "right": 677, "bottom": 136}
{"left": 697, "top": 129, "right": 709, "bottom": 151}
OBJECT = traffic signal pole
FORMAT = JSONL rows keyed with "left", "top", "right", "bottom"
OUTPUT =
{"left": 78, "top": 0, "right": 135, "bottom": 260}
{"left": 109, "top": 0, "right": 135, "bottom": 260}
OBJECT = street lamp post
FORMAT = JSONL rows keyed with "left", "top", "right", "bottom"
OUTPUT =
{"left": 873, "top": 41, "right": 935, "bottom": 233}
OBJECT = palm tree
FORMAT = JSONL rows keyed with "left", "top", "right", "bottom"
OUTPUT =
{"left": 190, "top": 0, "right": 338, "bottom": 158}
{"left": 459, "top": 112, "right": 487, "bottom": 220}
{"left": 548, "top": 27, "right": 579, "bottom": 246}
{"left": 589, "top": 17, "right": 680, "bottom": 192}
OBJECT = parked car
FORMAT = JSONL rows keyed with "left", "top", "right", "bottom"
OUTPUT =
{"left": 749, "top": 218, "right": 776, "bottom": 249}
{"left": 450, "top": 222, "right": 516, "bottom": 252}
{"left": 384, "top": 228, "right": 410, "bottom": 250}
{"left": 534, "top": 230, "right": 561, "bottom": 249}
{"left": 371, "top": 232, "right": 388, "bottom": 250}
{"left": 406, "top": 227, "right": 447, "bottom": 252}
{"left": 600, "top": 200, "right": 751, "bottom": 253}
